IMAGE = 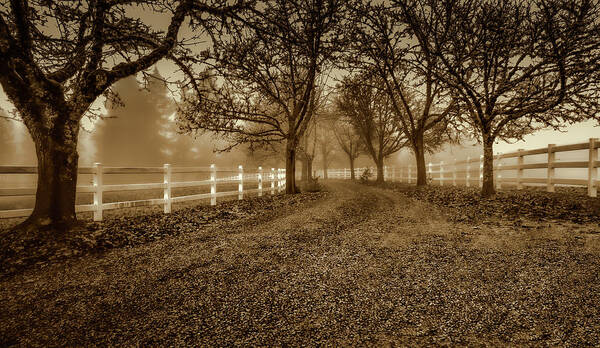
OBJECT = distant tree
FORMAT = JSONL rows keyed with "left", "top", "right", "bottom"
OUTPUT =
{"left": 332, "top": 112, "right": 361, "bottom": 180}
{"left": 317, "top": 126, "right": 336, "bottom": 180}
{"left": 349, "top": 0, "right": 457, "bottom": 186}
{"left": 94, "top": 69, "right": 173, "bottom": 166}
{"left": 0, "top": 1, "right": 244, "bottom": 232}
{"left": 298, "top": 84, "right": 330, "bottom": 181}
{"left": 298, "top": 116, "right": 318, "bottom": 181}
{"left": 336, "top": 74, "right": 406, "bottom": 182}
{"left": 0, "top": 111, "right": 18, "bottom": 164}
{"left": 0, "top": 116, "right": 38, "bottom": 188}
{"left": 178, "top": 0, "right": 348, "bottom": 194}
{"left": 403, "top": 0, "right": 600, "bottom": 197}
{"left": 1, "top": 110, "right": 97, "bottom": 167}
{"left": 243, "top": 141, "right": 286, "bottom": 172}
{"left": 313, "top": 106, "right": 338, "bottom": 179}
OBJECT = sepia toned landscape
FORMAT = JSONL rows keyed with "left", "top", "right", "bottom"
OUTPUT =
{"left": 1, "top": 0, "right": 600, "bottom": 346}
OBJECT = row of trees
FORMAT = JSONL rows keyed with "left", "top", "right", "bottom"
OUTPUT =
{"left": 1, "top": 0, "right": 599, "bottom": 233}
{"left": 331, "top": 0, "right": 600, "bottom": 194}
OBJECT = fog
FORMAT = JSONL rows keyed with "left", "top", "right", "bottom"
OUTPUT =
{"left": 0, "top": 68, "right": 279, "bottom": 171}
{"left": 1, "top": 65, "right": 597, "bottom": 185}
{"left": 390, "top": 134, "right": 598, "bottom": 183}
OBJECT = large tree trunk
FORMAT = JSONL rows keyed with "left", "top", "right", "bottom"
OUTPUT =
{"left": 17, "top": 125, "right": 80, "bottom": 232}
{"left": 349, "top": 156, "right": 356, "bottom": 180}
{"left": 285, "top": 139, "right": 299, "bottom": 194}
{"left": 414, "top": 134, "right": 427, "bottom": 186}
{"left": 481, "top": 134, "right": 496, "bottom": 197}
{"left": 375, "top": 156, "right": 384, "bottom": 183}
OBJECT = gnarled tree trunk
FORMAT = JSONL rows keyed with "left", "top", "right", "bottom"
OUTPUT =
{"left": 349, "top": 156, "right": 356, "bottom": 180}
{"left": 285, "top": 139, "right": 299, "bottom": 194}
{"left": 17, "top": 121, "right": 80, "bottom": 232}
{"left": 414, "top": 134, "right": 427, "bottom": 186}
{"left": 375, "top": 156, "right": 385, "bottom": 183}
{"left": 481, "top": 134, "right": 496, "bottom": 197}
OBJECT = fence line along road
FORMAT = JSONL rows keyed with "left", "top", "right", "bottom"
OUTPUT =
{"left": 0, "top": 164, "right": 287, "bottom": 221}
{"left": 322, "top": 138, "right": 599, "bottom": 198}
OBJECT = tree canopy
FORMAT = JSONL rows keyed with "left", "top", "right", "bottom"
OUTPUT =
{"left": 178, "top": 0, "right": 349, "bottom": 192}
{"left": 399, "top": 0, "right": 600, "bottom": 196}
{"left": 0, "top": 0, "right": 245, "bottom": 231}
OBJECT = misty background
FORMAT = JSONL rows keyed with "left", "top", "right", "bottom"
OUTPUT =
{"left": 1, "top": 66, "right": 598, "bottom": 189}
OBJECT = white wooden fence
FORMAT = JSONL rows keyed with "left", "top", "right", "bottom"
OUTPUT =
{"left": 0, "top": 164, "right": 287, "bottom": 220}
{"left": 322, "top": 138, "right": 600, "bottom": 197}
{"left": 319, "top": 167, "right": 398, "bottom": 181}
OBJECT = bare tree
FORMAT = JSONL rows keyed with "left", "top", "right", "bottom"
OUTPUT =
{"left": 244, "top": 141, "right": 286, "bottom": 170}
{"left": 317, "top": 120, "right": 336, "bottom": 179}
{"left": 332, "top": 112, "right": 361, "bottom": 180}
{"left": 297, "top": 83, "right": 328, "bottom": 181}
{"left": 336, "top": 74, "right": 406, "bottom": 182}
{"left": 348, "top": 0, "right": 457, "bottom": 186}
{"left": 179, "top": 0, "right": 347, "bottom": 194}
{"left": 404, "top": 0, "right": 600, "bottom": 197}
{"left": 298, "top": 116, "right": 318, "bottom": 181}
{"left": 0, "top": 0, "right": 243, "bottom": 232}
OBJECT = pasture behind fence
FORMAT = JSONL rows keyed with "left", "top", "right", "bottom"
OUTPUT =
{"left": 322, "top": 138, "right": 599, "bottom": 198}
{"left": 0, "top": 164, "right": 287, "bottom": 221}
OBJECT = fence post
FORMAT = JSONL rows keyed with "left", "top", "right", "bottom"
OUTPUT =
{"left": 258, "top": 166, "right": 263, "bottom": 197}
{"left": 163, "top": 164, "right": 172, "bottom": 213}
{"left": 277, "top": 168, "right": 282, "bottom": 192}
{"left": 466, "top": 156, "right": 471, "bottom": 187}
{"left": 517, "top": 149, "right": 524, "bottom": 190}
{"left": 271, "top": 168, "right": 275, "bottom": 195}
{"left": 496, "top": 155, "right": 502, "bottom": 190}
{"left": 440, "top": 161, "right": 444, "bottom": 186}
{"left": 589, "top": 138, "right": 598, "bottom": 197}
{"left": 479, "top": 155, "right": 483, "bottom": 188}
{"left": 452, "top": 159, "right": 457, "bottom": 186}
{"left": 210, "top": 164, "right": 217, "bottom": 205}
{"left": 547, "top": 144, "right": 555, "bottom": 193}
{"left": 93, "top": 162, "right": 103, "bottom": 222}
{"left": 428, "top": 162, "right": 432, "bottom": 184}
{"left": 238, "top": 165, "right": 244, "bottom": 200}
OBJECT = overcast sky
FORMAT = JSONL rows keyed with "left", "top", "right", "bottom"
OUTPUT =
{"left": 495, "top": 120, "right": 599, "bottom": 154}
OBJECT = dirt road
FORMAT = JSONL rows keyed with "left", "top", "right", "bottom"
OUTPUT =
{"left": 2, "top": 182, "right": 599, "bottom": 346}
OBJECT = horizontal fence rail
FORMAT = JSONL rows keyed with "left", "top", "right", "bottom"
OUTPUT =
{"left": 0, "top": 164, "right": 287, "bottom": 220}
{"left": 322, "top": 138, "right": 599, "bottom": 198}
